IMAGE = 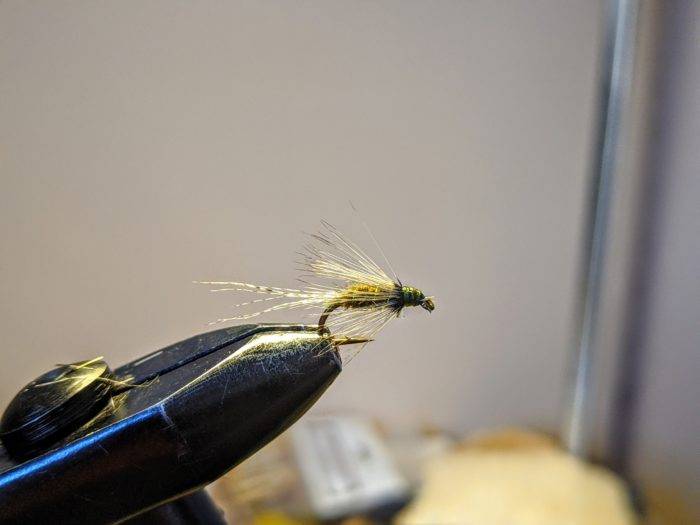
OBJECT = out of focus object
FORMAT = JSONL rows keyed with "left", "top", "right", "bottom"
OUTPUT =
{"left": 383, "top": 426, "right": 454, "bottom": 489}
{"left": 397, "top": 429, "right": 638, "bottom": 525}
{"left": 208, "top": 435, "right": 305, "bottom": 524}
{"left": 291, "top": 416, "right": 410, "bottom": 520}
{"left": 209, "top": 419, "right": 450, "bottom": 523}
{"left": 563, "top": 0, "right": 640, "bottom": 457}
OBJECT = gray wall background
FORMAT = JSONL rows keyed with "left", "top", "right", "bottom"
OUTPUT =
{"left": 1, "top": 0, "right": 697, "bottom": 516}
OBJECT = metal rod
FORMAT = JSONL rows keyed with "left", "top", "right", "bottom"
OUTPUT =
{"left": 562, "top": 0, "right": 640, "bottom": 457}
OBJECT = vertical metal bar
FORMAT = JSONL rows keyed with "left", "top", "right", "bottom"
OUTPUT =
{"left": 562, "top": 0, "right": 640, "bottom": 457}
{"left": 608, "top": 1, "right": 680, "bottom": 477}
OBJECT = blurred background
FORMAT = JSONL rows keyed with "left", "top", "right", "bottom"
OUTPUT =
{"left": 1, "top": 1, "right": 697, "bottom": 523}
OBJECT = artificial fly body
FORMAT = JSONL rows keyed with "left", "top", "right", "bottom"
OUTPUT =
{"left": 31, "top": 221, "right": 434, "bottom": 395}
{"left": 197, "top": 220, "right": 435, "bottom": 358}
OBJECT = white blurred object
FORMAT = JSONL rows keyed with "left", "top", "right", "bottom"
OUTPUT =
{"left": 291, "top": 416, "right": 410, "bottom": 520}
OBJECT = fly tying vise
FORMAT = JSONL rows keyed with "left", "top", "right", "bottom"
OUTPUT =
{"left": 197, "top": 219, "right": 435, "bottom": 358}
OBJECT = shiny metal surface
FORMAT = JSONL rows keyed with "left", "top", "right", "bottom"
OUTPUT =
{"left": 562, "top": 0, "right": 640, "bottom": 456}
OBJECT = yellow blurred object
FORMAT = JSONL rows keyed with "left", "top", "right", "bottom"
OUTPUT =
{"left": 251, "top": 510, "right": 310, "bottom": 525}
{"left": 459, "top": 427, "right": 559, "bottom": 451}
{"left": 397, "top": 429, "right": 638, "bottom": 525}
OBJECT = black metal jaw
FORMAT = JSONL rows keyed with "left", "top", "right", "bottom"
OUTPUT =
{"left": 0, "top": 324, "right": 342, "bottom": 524}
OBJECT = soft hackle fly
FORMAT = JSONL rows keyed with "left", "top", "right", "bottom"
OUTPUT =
{"left": 197, "top": 220, "right": 435, "bottom": 352}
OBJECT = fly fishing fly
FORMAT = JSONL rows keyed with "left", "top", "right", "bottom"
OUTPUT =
{"left": 197, "top": 220, "right": 435, "bottom": 358}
